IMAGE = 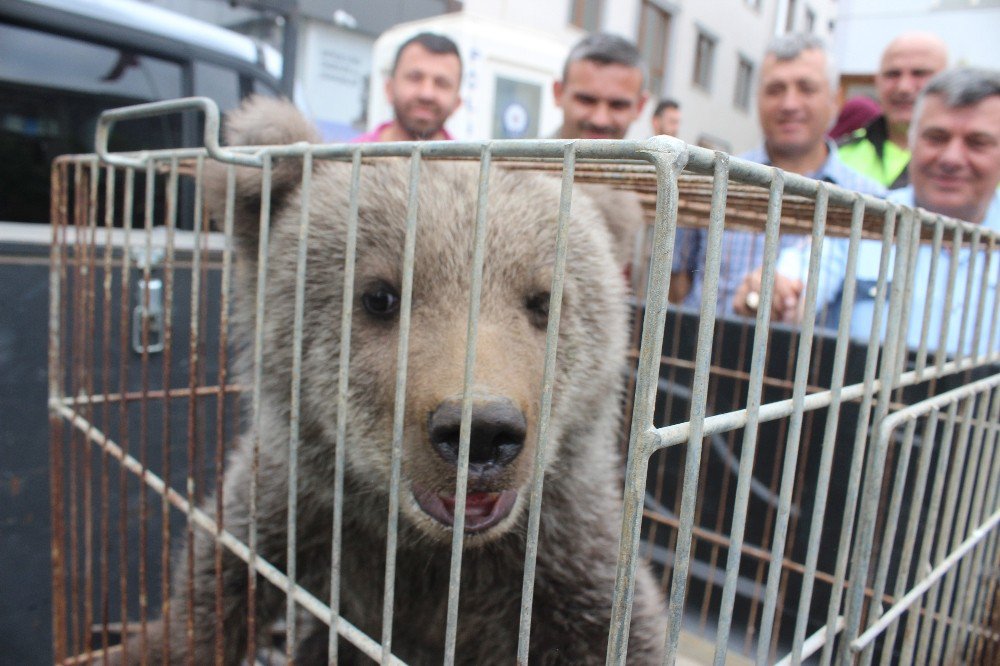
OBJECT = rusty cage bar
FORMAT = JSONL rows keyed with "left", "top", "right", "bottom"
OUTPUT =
{"left": 48, "top": 98, "right": 1000, "bottom": 664}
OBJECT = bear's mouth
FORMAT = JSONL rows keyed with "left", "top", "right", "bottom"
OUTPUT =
{"left": 412, "top": 484, "right": 518, "bottom": 533}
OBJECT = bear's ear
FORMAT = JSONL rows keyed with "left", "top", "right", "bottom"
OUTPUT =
{"left": 203, "top": 95, "right": 321, "bottom": 249}
{"left": 223, "top": 94, "right": 321, "bottom": 148}
{"left": 577, "top": 184, "right": 647, "bottom": 266}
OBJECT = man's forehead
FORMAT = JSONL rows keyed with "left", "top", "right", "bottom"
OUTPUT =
{"left": 760, "top": 51, "right": 829, "bottom": 83}
{"left": 918, "top": 95, "right": 1000, "bottom": 134}
{"left": 396, "top": 44, "right": 461, "bottom": 74}
{"left": 566, "top": 60, "right": 642, "bottom": 87}
{"left": 880, "top": 43, "right": 947, "bottom": 72}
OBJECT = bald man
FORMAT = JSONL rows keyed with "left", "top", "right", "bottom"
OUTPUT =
{"left": 838, "top": 31, "right": 948, "bottom": 188}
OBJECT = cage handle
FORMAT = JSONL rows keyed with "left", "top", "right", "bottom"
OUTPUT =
{"left": 95, "top": 96, "right": 263, "bottom": 169}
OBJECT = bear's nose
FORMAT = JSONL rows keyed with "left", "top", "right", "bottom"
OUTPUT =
{"left": 428, "top": 397, "right": 526, "bottom": 469}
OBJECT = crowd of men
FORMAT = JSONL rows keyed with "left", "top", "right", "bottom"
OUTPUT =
{"left": 358, "top": 27, "right": 1000, "bottom": 357}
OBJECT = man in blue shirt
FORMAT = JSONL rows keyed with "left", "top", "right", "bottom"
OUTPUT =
{"left": 735, "top": 67, "right": 1000, "bottom": 357}
{"left": 670, "top": 34, "right": 884, "bottom": 314}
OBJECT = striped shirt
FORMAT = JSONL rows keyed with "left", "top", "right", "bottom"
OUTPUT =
{"left": 780, "top": 187, "right": 1000, "bottom": 356}
{"left": 672, "top": 141, "right": 886, "bottom": 315}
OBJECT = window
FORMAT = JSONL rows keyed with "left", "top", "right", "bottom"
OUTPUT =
{"left": 195, "top": 62, "right": 242, "bottom": 112}
{"left": 637, "top": 1, "right": 672, "bottom": 97}
{"left": 805, "top": 7, "right": 816, "bottom": 33}
{"left": 0, "top": 19, "right": 279, "bottom": 225}
{"left": 569, "top": 0, "right": 603, "bottom": 32}
{"left": 785, "top": 0, "right": 798, "bottom": 32}
{"left": 692, "top": 29, "right": 716, "bottom": 92}
{"left": 0, "top": 23, "right": 184, "bottom": 223}
{"left": 0, "top": 23, "right": 182, "bottom": 101}
{"left": 734, "top": 56, "right": 754, "bottom": 111}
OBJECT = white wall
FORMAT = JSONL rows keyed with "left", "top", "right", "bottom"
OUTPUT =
{"left": 461, "top": 0, "right": 578, "bottom": 35}
{"left": 298, "top": 21, "right": 374, "bottom": 141}
{"left": 600, "top": 0, "right": 642, "bottom": 38}
{"left": 835, "top": 0, "right": 1000, "bottom": 74}
{"left": 622, "top": 0, "right": 837, "bottom": 153}
{"left": 646, "top": 1, "right": 779, "bottom": 151}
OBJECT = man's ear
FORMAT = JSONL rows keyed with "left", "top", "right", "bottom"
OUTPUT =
{"left": 822, "top": 105, "right": 838, "bottom": 135}
{"left": 384, "top": 75, "right": 396, "bottom": 106}
{"left": 636, "top": 90, "right": 650, "bottom": 115}
{"left": 552, "top": 80, "right": 564, "bottom": 108}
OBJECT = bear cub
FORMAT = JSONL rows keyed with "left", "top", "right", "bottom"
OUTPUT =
{"left": 129, "top": 95, "right": 667, "bottom": 665}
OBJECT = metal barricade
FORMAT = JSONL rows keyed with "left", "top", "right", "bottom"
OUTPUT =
{"left": 48, "top": 98, "right": 1000, "bottom": 664}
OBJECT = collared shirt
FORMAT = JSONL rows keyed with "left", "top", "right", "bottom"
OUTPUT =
{"left": 781, "top": 187, "right": 1000, "bottom": 357}
{"left": 352, "top": 120, "right": 455, "bottom": 143}
{"left": 672, "top": 141, "right": 886, "bottom": 314}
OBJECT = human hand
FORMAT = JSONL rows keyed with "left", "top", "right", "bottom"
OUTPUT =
{"left": 732, "top": 268, "right": 804, "bottom": 323}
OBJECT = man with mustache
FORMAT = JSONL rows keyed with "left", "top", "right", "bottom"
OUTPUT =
{"left": 734, "top": 67, "right": 1000, "bottom": 356}
{"left": 838, "top": 32, "right": 948, "bottom": 188}
{"left": 552, "top": 32, "right": 648, "bottom": 140}
{"left": 356, "top": 32, "right": 462, "bottom": 142}
{"left": 670, "top": 34, "right": 883, "bottom": 313}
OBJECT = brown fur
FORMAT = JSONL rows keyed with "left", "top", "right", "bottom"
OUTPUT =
{"left": 129, "top": 96, "right": 665, "bottom": 664}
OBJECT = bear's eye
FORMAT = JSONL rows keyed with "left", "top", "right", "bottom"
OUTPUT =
{"left": 525, "top": 292, "right": 550, "bottom": 330}
{"left": 362, "top": 284, "right": 401, "bottom": 318}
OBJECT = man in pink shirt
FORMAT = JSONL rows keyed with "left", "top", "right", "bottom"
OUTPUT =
{"left": 355, "top": 32, "right": 462, "bottom": 142}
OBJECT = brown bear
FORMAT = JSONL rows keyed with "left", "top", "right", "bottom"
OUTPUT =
{"left": 128, "top": 96, "right": 667, "bottom": 664}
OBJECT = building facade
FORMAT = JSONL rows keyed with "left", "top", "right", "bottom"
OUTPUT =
{"left": 835, "top": 0, "right": 1000, "bottom": 101}
{"left": 607, "top": 0, "right": 839, "bottom": 151}
{"left": 145, "top": 0, "right": 841, "bottom": 151}
{"left": 366, "top": 0, "right": 838, "bottom": 150}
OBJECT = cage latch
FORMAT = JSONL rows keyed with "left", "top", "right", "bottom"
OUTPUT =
{"left": 132, "top": 250, "right": 166, "bottom": 355}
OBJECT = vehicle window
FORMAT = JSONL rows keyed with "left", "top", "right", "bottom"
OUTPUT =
{"left": 0, "top": 21, "right": 277, "bottom": 226}
{"left": 0, "top": 84, "right": 185, "bottom": 223}
{"left": 195, "top": 62, "right": 242, "bottom": 112}
{"left": 0, "top": 22, "right": 189, "bottom": 222}
{"left": 253, "top": 77, "right": 282, "bottom": 98}
{"left": 0, "top": 24, "right": 183, "bottom": 100}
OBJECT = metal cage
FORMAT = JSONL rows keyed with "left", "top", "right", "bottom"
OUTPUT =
{"left": 48, "top": 98, "right": 1000, "bottom": 664}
